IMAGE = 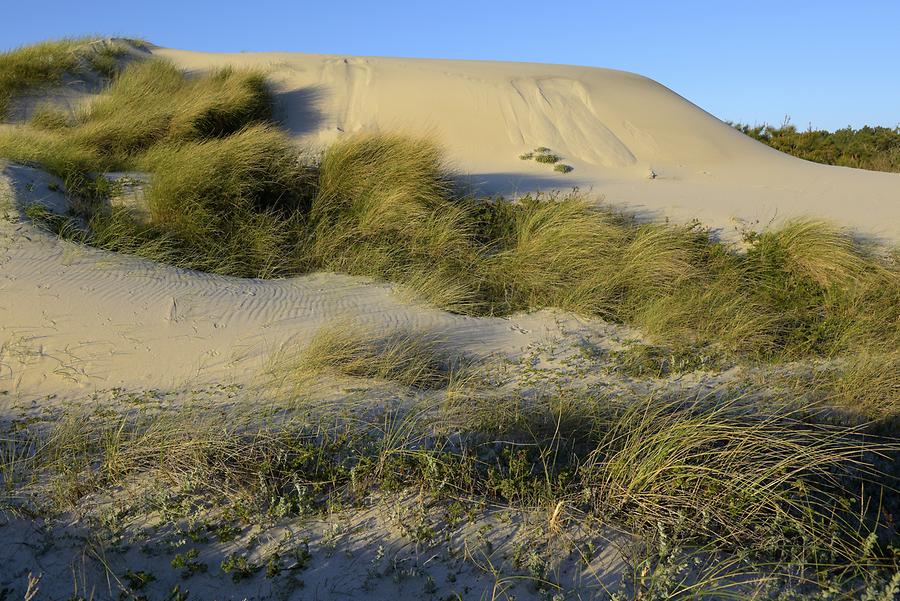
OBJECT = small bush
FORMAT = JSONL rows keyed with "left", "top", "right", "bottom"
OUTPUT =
{"left": 533, "top": 153, "right": 560, "bottom": 164}
{"left": 553, "top": 163, "right": 573, "bottom": 173}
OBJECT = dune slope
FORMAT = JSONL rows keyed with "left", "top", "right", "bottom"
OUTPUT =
{"left": 155, "top": 47, "right": 900, "bottom": 242}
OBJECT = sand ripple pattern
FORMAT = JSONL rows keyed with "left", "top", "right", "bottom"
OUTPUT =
{"left": 0, "top": 184, "right": 547, "bottom": 399}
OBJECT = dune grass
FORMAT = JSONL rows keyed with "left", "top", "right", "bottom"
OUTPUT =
{"left": 2, "top": 384, "right": 896, "bottom": 594}
{"left": 268, "top": 320, "right": 458, "bottom": 391}
{"left": 306, "top": 133, "right": 483, "bottom": 311}
{"left": 0, "top": 38, "right": 135, "bottom": 119}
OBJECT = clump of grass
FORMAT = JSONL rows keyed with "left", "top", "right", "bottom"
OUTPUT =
{"left": 611, "top": 343, "right": 730, "bottom": 378}
{"left": 810, "top": 351, "right": 900, "bottom": 420}
{"left": 553, "top": 163, "right": 573, "bottom": 173}
{"left": 0, "top": 39, "right": 83, "bottom": 118}
{"left": 307, "top": 133, "right": 482, "bottom": 311}
{"left": 131, "top": 124, "right": 308, "bottom": 276}
{"left": 579, "top": 394, "right": 886, "bottom": 555}
{"left": 749, "top": 219, "right": 869, "bottom": 288}
{"left": 69, "top": 60, "right": 274, "bottom": 161}
{"left": 533, "top": 152, "right": 560, "bottom": 164}
{"left": 481, "top": 194, "right": 697, "bottom": 317}
{"left": 0, "top": 126, "right": 104, "bottom": 177}
{"left": 743, "top": 219, "right": 900, "bottom": 357}
{"left": 0, "top": 38, "right": 132, "bottom": 119}
{"left": 0, "top": 56, "right": 277, "bottom": 184}
{"left": 270, "top": 320, "right": 456, "bottom": 390}
{"left": 28, "top": 103, "right": 71, "bottom": 129}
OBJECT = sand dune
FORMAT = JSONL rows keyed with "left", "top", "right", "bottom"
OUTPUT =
{"left": 2, "top": 47, "right": 898, "bottom": 401}
{"left": 156, "top": 48, "right": 900, "bottom": 242}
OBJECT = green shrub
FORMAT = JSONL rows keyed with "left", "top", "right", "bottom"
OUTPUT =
{"left": 553, "top": 163, "right": 573, "bottom": 173}
{"left": 734, "top": 120, "right": 900, "bottom": 172}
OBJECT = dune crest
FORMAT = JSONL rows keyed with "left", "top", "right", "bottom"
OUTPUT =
{"left": 154, "top": 47, "right": 900, "bottom": 242}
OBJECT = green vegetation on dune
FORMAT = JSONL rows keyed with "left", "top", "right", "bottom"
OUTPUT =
{"left": 2, "top": 375, "right": 897, "bottom": 596}
{"left": 734, "top": 120, "right": 900, "bottom": 172}
{"left": 0, "top": 38, "right": 136, "bottom": 119}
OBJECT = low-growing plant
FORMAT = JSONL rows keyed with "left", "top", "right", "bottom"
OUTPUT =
{"left": 268, "top": 320, "right": 459, "bottom": 391}
{"left": 220, "top": 553, "right": 256, "bottom": 582}
{"left": 171, "top": 548, "right": 207, "bottom": 578}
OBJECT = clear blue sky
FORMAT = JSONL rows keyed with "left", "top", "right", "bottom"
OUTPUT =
{"left": 4, "top": 1, "right": 898, "bottom": 130}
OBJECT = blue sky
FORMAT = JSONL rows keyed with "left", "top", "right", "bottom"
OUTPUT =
{"left": 4, "top": 1, "right": 898, "bottom": 130}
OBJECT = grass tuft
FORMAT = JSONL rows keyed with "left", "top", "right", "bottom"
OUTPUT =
{"left": 270, "top": 320, "right": 457, "bottom": 391}
{"left": 0, "top": 38, "right": 134, "bottom": 119}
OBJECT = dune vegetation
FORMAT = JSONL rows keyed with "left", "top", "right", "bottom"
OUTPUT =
{"left": 5, "top": 48, "right": 899, "bottom": 368}
{"left": 1, "top": 39, "right": 899, "bottom": 599}
{"left": 733, "top": 120, "right": 900, "bottom": 172}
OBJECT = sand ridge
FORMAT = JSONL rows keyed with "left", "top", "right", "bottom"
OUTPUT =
{"left": 154, "top": 47, "right": 900, "bottom": 243}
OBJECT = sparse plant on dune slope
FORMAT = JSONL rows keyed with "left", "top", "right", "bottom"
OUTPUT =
{"left": 267, "top": 319, "right": 459, "bottom": 392}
